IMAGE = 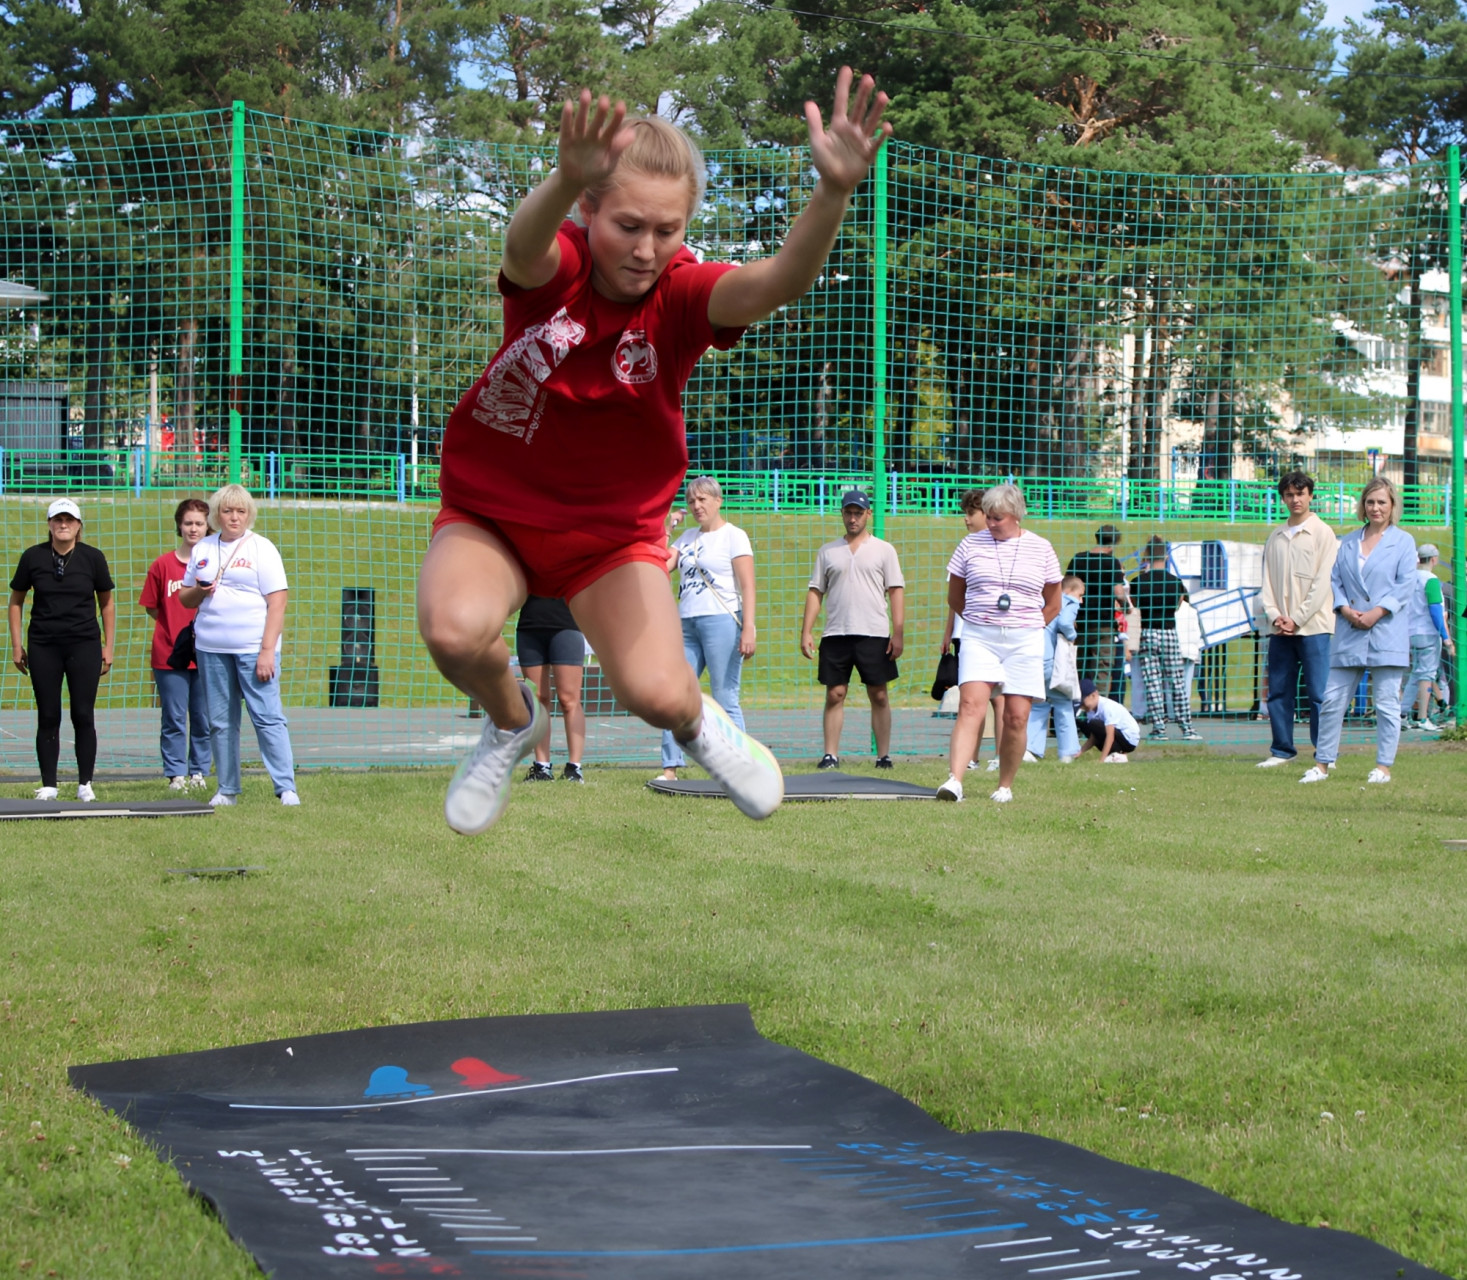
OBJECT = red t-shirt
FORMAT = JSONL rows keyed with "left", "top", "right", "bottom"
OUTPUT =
{"left": 138, "top": 550, "right": 198, "bottom": 670}
{"left": 438, "top": 224, "right": 745, "bottom": 544}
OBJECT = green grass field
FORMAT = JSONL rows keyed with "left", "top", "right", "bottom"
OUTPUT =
{"left": 3, "top": 753, "right": 1466, "bottom": 1277}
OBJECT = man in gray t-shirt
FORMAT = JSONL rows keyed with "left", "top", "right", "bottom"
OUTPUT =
{"left": 799, "top": 491, "right": 906, "bottom": 769}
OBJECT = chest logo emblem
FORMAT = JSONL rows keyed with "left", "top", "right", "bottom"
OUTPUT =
{"left": 613, "top": 330, "right": 658, "bottom": 385}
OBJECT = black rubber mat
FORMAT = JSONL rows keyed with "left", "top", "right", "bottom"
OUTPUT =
{"left": 71, "top": 1005, "right": 1444, "bottom": 1279}
{"left": 0, "top": 798, "right": 213, "bottom": 819}
{"left": 649, "top": 769, "right": 938, "bottom": 800}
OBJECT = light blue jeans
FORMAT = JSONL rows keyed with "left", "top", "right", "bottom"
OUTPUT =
{"left": 198, "top": 650, "right": 297, "bottom": 796}
{"left": 662, "top": 613, "right": 745, "bottom": 768}
{"left": 1026, "top": 693, "right": 1079, "bottom": 758}
{"left": 1315, "top": 664, "right": 1406, "bottom": 768}
{"left": 153, "top": 667, "right": 212, "bottom": 778}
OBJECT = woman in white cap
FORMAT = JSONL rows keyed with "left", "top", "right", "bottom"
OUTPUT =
{"left": 7, "top": 498, "right": 115, "bottom": 801}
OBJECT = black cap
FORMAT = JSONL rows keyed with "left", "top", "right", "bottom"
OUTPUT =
{"left": 1079, "top": 677, "right": 1097, "bottom": 698}
{"left": 841, "top": 490, "right": 872, "bottom": 510}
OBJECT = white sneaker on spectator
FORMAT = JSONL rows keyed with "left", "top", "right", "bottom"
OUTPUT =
{"left": 187, "top": 772, "right": 208, "bottom": 789}
{"left": 936, "top": 775, "right": 963, "bottom": 802}
{"left": 990, "top": 786, "right": 1013, "bottom": 803}
{"left": 280, "top": 790, "right": 301, "bottom": 806}
{"left": 1256, "top": 756, "right": 1289, "bottom": 768}
{"left": 209, "top": 792, "right": 237, "bottom": 806}
{"left": 34, "top": 786, "right": 58, "bottom": 801}
{"left": 965, "top": 760, "right": 981, "bottom": 771}
{"left": 168, "top": 775, "right": 188, "bottom": 791}
{"left": 986, "top": 758, "right": 1001, "bottom": 772}
{"left": 445, "top": 681, "right": 548, "bottom": 835}
{"left": 1366, "top": 767, "right": 1391, "bottom": 784}
{"left": 1103, "top": 752, "right": 1129, "bottom": 764}
{"left": 1058, "top": 754, "right": 1079, "bottom": 764}
{"left": 1021, "top": 751, "right": 1040, "bottom": 763}
{"left": 1299, "top": 765, "right": 1330, "bottom": 784}
{"left": 76, "top": 783, "right": 95, "bottom": 802}
{"left": 681, "top": 695, "right": 783, "bottom": 819}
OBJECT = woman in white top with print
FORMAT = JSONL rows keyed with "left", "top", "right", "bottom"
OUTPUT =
{"left": 659, "top": 476, "right": 756, "bottom": 780}
{"left": 937, "top": 484, "right": 1061, "bottom": 805}
{"left": 178, "top": 483, "right": 299, "bottom": 807}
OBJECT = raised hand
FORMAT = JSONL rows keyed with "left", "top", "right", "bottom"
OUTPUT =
{"left": 557, "top": 90, "right": 636, "bottom": 193}
{"left": 803, "top": 67, "right": 892, "bottom": 196}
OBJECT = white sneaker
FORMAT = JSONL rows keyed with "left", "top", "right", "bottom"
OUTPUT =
{"left": 76, "top": 783, "right": 95, "bottom": 802}
{"left": 209, "top": 792, "right": 237, "bottom": 806}
{"left": 1103, "top": 753, "right": 1129, "bottom": 764}
{"left": 1299, "top": 765, "right": 1330, "bottom": 784}
{"left": 680, "top": 694, "right": 783, "bottom": 820}
{"left": 280, "top": 790, "right": 301, "bottom": 806}
{"left": 187, "top": 773, "right": 208, "bottom": 789}
{"left": 1058, "top": 754, "right": 1078, "bottom": 764}
{"left": 936, "top": 775, "right": 963, "bottom": 802}
{"left": 445, "top": 681, "right": 548, "bottom": 835}
{"left": 168, "top": 775, "right": 188, "bottom": 791}
{"left": 965, "top": 760, "right": 981, "bottom": 771}
{"left": 1021, "top": 751, "right": 1040, "bottom": 763}
{"left": 34, "top": 786, "right": 58, "bottom": 801}
{"left": 1256, "top": 756, "right": 1290, "bottom": 769}
{"left": 1366, "top": 768, "right": 1391, "bottom": 784}
{"left": 986, "top": 758, "right": 1001, "bottom": 773}
{"left": 990, "top": 786, "right": 1013, "bottom": 803}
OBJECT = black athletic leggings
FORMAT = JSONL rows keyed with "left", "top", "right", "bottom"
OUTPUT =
{"left": 27, "top": 638, "right": 102, "bottom": 787}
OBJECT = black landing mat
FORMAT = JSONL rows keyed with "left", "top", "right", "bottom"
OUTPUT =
{"left": 649, "top": 769, "right": 938, "bottom": 800}
{"left": 0, "top": 797, "right": 213, "bottom": 820}
{"left": 71, "top": 1004, "right": 1444, "bottom": 1279}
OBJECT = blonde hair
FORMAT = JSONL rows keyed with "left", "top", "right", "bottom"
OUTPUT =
{"left": 1356, "top": 476, "right": 1401, "bottom": 525}
{"left": 686, "top": 475, "right": 722, "bottom": 501}
{"left": 980, "top": 483, "right": 1027, "bottom": 520}
{"left": 581, "top": 116, "right": 707, "bottom": 219}
{"left": 208, "top": 483, "right": 258, "bottom": 530}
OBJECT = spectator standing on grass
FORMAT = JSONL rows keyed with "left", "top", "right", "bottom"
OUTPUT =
{"left": 516, "top": 596, "right": 588, "bottom": 783}
{"left": 801, "top": 489, "right": 905, "bottom": 769}
{"left": 1256, "top": 471, "right": 1338, "bottom": 769}
{"left": 1404, "top": 543, "right": 1453, "bottom": 732}
{"left": 1131, "top": 536, "right": 1202, "bottom": 743}
{"left": 936, "top": 484, "right": 1061, "bottom": 804}
{"left": 178, "top": 484, "right": 299, "bottom": 808}
{"left": 1024, "top": 573, "right": 1084, "bottom": 762}
{"left": 659, "top": 476, "right": 756, "bottom": 782}
{"left": 1301, "top": 476, "right": 1417, "bottom": 786}
{"left": 140, "top": 497, "right": 213, "bottom": 792}
{"left": 1068, "top": 525, "right": 1129, "bottom": 695}
{"left": 7, "top": 498, "right": 114, "bottom": 802}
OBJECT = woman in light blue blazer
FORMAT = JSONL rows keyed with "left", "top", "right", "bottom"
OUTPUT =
{"left": 1302, "top": 476, "right": 1418, "bottom": 785}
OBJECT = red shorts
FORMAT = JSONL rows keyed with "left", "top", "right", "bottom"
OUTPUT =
{"left": 431, "top": 504, "right": 669, "bottom": 600}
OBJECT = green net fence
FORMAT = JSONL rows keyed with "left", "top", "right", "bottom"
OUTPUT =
{"left": 0, "top": 106, "right": 1461, "bottom": 772}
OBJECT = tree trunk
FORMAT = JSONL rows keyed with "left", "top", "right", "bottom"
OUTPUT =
{"left": 1059, "top": 323, "right": 1089, "bottom": 479}
{"left": 82, "top": 307, "right": 111, "bottom": 453}
{"left": 1144, "top": 287, "right": 1170, "bottom": 483}
{"left": 1126, "top": 308, "right": 1149, "bottom": 481}
{"left": 176, "top": 315, "right": 198, "bottom": 464}
{"left": 1402, "top": 263, "right": 1422, "bottom": 503}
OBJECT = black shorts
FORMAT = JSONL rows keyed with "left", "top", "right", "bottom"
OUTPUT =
{"left": 516, "top": 626, "right": 585, "bottom": 669}
{"left": 818, "top": 634, "right": 898, "bottom": 688}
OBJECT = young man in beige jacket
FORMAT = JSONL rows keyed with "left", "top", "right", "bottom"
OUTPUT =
{"left": 1257, "top": 471, "right": 1339, "bottom": 767}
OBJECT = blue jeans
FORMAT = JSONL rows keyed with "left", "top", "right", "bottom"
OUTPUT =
{"left": 662, "top": 613, "right": 745, "bottom": 768}
{"left": 1026, "top": 693, "right": 1079, "bottom": 758}
{"left": 198, "top": 650, "right": 297, "bottom": 796}
{"left": 1316, "top": 664, "right": 1407, "bottom": 768}
{"left": 153, "top": 667, "right": 212, "bottom": 778}
{"left": 1265, "top": 632, "right": 1332, "bottom": 759}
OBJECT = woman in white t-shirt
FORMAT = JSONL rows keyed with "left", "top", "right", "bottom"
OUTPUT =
{"left": 658, "top": 476, "right": 756, "bottom": 780}
{"left": 178, "top": 484, "right": 299, "bottom": 807}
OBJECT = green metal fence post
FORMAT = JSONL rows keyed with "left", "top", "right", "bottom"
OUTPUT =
{"left": 872, "top": 145, "right": 889, "bottom": 538}
{"left": 229, "top": 101, "right": 245, "bottom": 485}
{"left": 1448, "top": 146, "right": 1465, "bottom": 726}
